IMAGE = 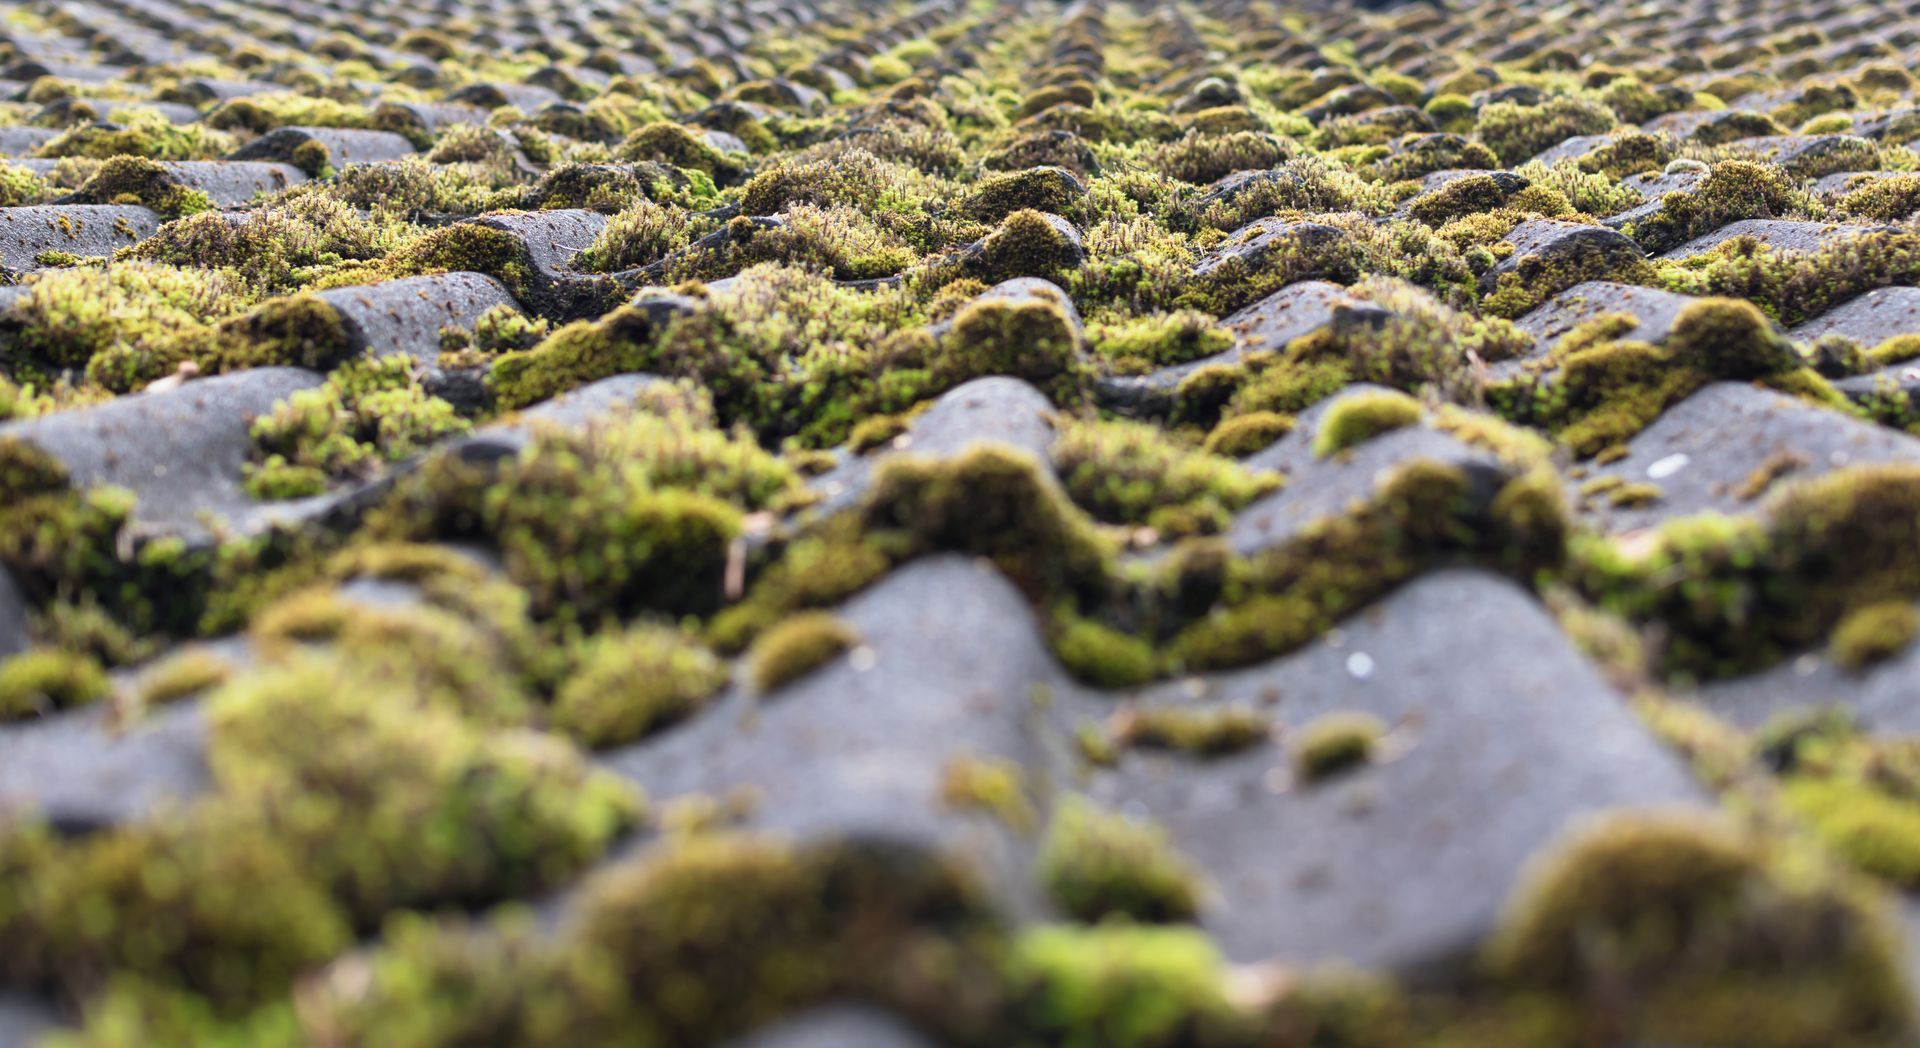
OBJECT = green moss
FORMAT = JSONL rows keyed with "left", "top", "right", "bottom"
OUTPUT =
{"left": 616, "top": 122, "right": 745, "bottom": 183}
{"left": 1151, "top": 129, "right": 1293, "bottom": 185}
{"left": 129, "top": 648, "right": 233, "bottom": 709}
{"left": 960, "top": 209, "right": 1084, "bottom": 285}
{"left": 1474, "top": 97, "right": 1617, "bottom": 165}
{"left": 241, "top": 455, "right": 328, "bottom": 500}
{"left": 206, "top": 650, "right": 641, "bottom": 919}
{"left": 573, "top": 198, "right": 696, "bottom": 273}
{"left": 206, "top": 94, "right": 371, "bottom": 135}
{"left": 38, "top": 111, "right": 234, "bottom": 161}
{"left": 1659, "top": 229, "right": 1920, "bottom": 326}
{"left": 552, "top": 623, "right": 729, "bottom": 747}
{"left": 1038, "top": 797, "right": 1199, "bottom": 923}
{"left": 294, "top": 909, "right": 638, "bottom": 1046}
{"left": 212, "top": 292, "right": 353, "bottom": 372}
{"left": 1828, "top": 601, "right": 1919, "bottom": 671}
{"left": 940, "top": 755, "right": 1038, "bottom": 831}
{"left": 0, "top": 435, "right": 69, "bottom": 502}
{"left": 1292, "top": 711, "right": 1385, "bottom": 780}
{"left": 1312, "top": 389, "right": 1424, "bottom": 456}
{"left": 863, "top": 445, "right": 1116, "bottom": 606}
{"left": 247, "top": 357, "right": 468, "bottom": 488}
{"left": 666, "top": 205, "right": 916, "bottom": 282}
{"left": 14, "top": 262, "right": 237, "bottom": 389}
{"left": 571, "top": 832, "right": 986, "bottom": 1043}
{"left": 1168, "top": 459, "right": 1566, "bottom": 671}
{"left": 933, "top": 282, "right": 1087, "bottom": 400}
{"left": 1106, "top": 703, "right": 1270, "bottom": 756}
{"left": 1052, "top": 612, "right": 1158, "bottom": 688}
{"left": 1487, "top": 807, "right": 1911, "bottom": 1047}
{"left": 746, "top": 611, "right": 857, "bottom": 694}
{"left": 1, "top": 807, "right": 351, "bottom": 1007}
{"left": 1054, "top": 417, "right": 1278, "bottom": 536}
{"left": 1002, "top": 924, "right": 1244, "bottom": 1048}
{"left": 1087, "top": 311, "right": 1231, "bottom": 376}
{"left": 132, "top": 193, "right": 386, "bottom": 296}
{"left": 964, "top": 167, "right": 1084, "bottom": 223}
{"left": 1621, "top": 160, "right": 1801, "bottom": 255}
{"left": 63, "top": 156, "right": 214, "bottom": 218}
{"left": 0, "top": 648, "right": 110, "bottom": 720}
{"left": 1836, "top": 173, "right": 1920, "bottom": 221}
{"left": 1203, "top": 411, "right": 1294, "bottom": 457}
{"left": 1785, "top": 779, "right": 1920, "bottom": 887}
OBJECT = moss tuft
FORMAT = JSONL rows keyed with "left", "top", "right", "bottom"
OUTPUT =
{"left": 1312, "top": 390, "right": 1424, "bottom": 456}
{"left": 746, "top": 612, "right": 858, "bottom": 694}
{"left": 1002, "top": 924, "right": 1244, "bottom": 1048}
{"left": 0, "top": 648, "right": 110, "bottom": 720}
{"left": 1828, "top": 601, "right": 1918, "bottom": 672}
{"left": 1292, "top": 711, "right": 1385, "bottom": 780}
{"left": 552, "top": 624, "right": 729, "bottom": 747}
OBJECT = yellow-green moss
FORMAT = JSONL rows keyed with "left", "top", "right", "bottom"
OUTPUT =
{"left": 746, "top": 611, "right": 858, "bottom": 694}
{"left": 551, "top": 624, "right": 729, "bottom": 747}
{"left": 1292, "top": 711, "right": 1385, "bottom": 780}
{"left": 1038, "top": 797, "right": 1200, "bottom": 922}
{"left": 0, "top": 648, "right": 110, "bottom": 720}
{"left": 1312, "top": 389, "right": 1424, "bottom": 456}
{"left": 1828, "top": 601, "right": 1919, "bottom": 671}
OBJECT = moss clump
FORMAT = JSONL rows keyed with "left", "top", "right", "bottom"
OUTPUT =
{"left": 1087, "top": 311, "right": 1232, "bottom": 376}
{"left": 964, "top": 166, "right": 1085, "bottom": 224}
{"left": 1474, "top": 97, "right": 1617, "bottom": 165}
{"left": 1053, "top": 418, "right": 1278, "bottom": 536}
{"left": 616, "top": 122, "right": 745, "bottom": 184}
{"left": 128, "top": 648, "right": 233, "bottom": 709}
{"left": 375, "top": 425, "right": 745, "bottom": 625}
{"left": 1002, "top": 924, "right": 1245, "bottom": 1048}
{"left": 1150, "top": 129, "right": 1294, "bottom": 185}
{"left": 14, "top": 262, "right": 239, "bottom": 390}
{"left": 960, "top": 209, "right": 1085, "bottom": 285}
{"left": 1659, "top": 229, "right": 1920, "bottom": 327}
{"left": 1836, "top": 173, "right": 1920, "bottom": 222}
{"left": 1203, "top": 411, "right": 1294, "bottom": 457}
{"left": 1828, "top": 601, "right": 1919, "bottom": 671}
{"left": 571, "top": 833, "right": 986, "bottom": 1043}
{"left": 38, "top": 110, "right": 234, "bottom": 161}
{"left": 1106, "top": 703, "right": 1270, "bottom": 756}
{"left": 933, "top": 283, "right": 1087, "bottom": 401}
{"left": 0, "top": 435, "right": 69, "bottom": 501}
{"left": 0, "top": 808, "right": 352, "bottom": 1007}
{"left": 1620, "top": 161, "right": 1800, "bottom": 255}
{"left": 1167, "top": 460, "right": 1567, "bottom": 671}
{"left": 206, "top": 650, "right": 642, "bottom": 920}
{"left": 1292, "top": 711, "right": 1385, "bottom": 781}
{"left": 1312, "top": 390, "right": 1424, "bottom": 456}
{"left": 552, "top": 624, "right": 729, "bottom": 747}
{"left": 241, "top": 455, "right": 328, "bottom": 500}
{"left": 0, "top": 648, "right": 110, "bottom": 720}
{"left": 572, "top": 198, "right": 696, "bottom": 273}
{"left": 1577, "top": 462, "right": 1920, "bottom": 677}
{"left": 940, "top": 755, "right": 1039, "bottom": 831}
{"left": 1038, "top": 798, "right": 1200, "bottom": 923}
{"left": 211, "top": 293, "right": 354, "bottom": 372}
{"left": 666, "top": 205, "right": 916, "bottom": 282}
{"left": 131, "top": 193, "right": 386, "bottom": 296}
{"left": 746, "top": 612, "right": 858, "bottom": 694}
{"left": 1052, "top": 612, "right": 1158, "bottom": 689}
{"left": 1784, "top": 779, "right": 1920, "bottom": 887}
{"left": 1499, "top": 298, "right": 1813, "bottom": 457}
{"left": 1487, "top": 808, "right": 1912, "bottom": 1047}
{"left": 246, "top": 357, "right": 469, "bottom": 491}
{"left": 62, "top": 156, "right": 213, "bottom": 218}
